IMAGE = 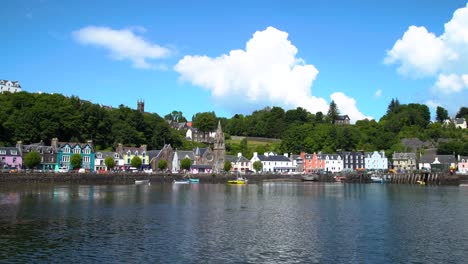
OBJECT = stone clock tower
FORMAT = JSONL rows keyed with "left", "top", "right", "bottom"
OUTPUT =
{"left": 213, "top": 121, "right": 225, "bottom": 173}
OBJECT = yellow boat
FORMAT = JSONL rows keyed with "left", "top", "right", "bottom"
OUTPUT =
{"left": 227, "top": 178, "right": 248, "bottom": 184}
{"left": 417, "top": 180, "right": 426, "bottom": 185}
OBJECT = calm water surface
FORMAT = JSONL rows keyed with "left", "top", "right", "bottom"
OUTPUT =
{"left": 0, "top": 183, "right": 467, "bottom": 263}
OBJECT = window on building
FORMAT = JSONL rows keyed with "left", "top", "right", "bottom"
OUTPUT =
{"left": 62, "top": 156, "right": 70, "bottom": 162}
{"left": 0, "top": 150, "right": 6, "bottom": 155}
{"left": 11, "top": 150, "right": 17, "bottom": 155}
{"left": 64, "top": 147, "right": 70, "bottom": 153}
{"left": 83, "top": 156, "right": 90, "bottom": 163}
{"left": 83, "top": 148, "right": 91, "bottom": 154}
{"left": 73, "top": 148, "right": 81, "bottom": 154}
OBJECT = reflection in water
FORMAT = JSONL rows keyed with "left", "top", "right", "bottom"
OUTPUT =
{"left": 0, "top": 183, "right": 467, "bottom": 263}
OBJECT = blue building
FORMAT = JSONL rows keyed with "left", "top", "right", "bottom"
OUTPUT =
{"left": 54, "top": 138, "right": 95, "bottom": 171}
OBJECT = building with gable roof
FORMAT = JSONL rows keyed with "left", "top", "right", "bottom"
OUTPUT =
{"left": 172, "top": 150, "right": 196, "bottom": 173}
{"left": 16, "top": 140, "right": 57, "bottom": 171}
{"left": 339, "top": 151, "right": 365, "bottom": 171}
{"left": 225, "top": 153, "right": 251, "bottom": 174}
{"left": 300, "top": 152, "right": 325, "bottom": 173}
{"left": 148, "top": 144, "right": 174, "bottom": 172}
{"left": 94, "top": 151, "right": 124, "bottom": 172}
{"left": 251, "top": 152, "right": 295, "bottom": 173}
{"left": 458, "top": 156, "right": 468, "bottom": 174}
{"left": 364, "top": 151, "right": 388, "bottom": 171}
{"left": 323, "top": 154, "right": 343, "bottom": 173}
{"left": 116, "top": 143, "right": 149, "bottom": 170}
{"left": 392, "top": 152, "right": 417, "bottom": 172}
{"left": 0, "top": 80, "right": 22, "bottom": 93}
{"left": 0, "top": 147, "right": 22, "bottom": 170}
{"left": 54, "top": 138, "right": 95, "bottom": 171}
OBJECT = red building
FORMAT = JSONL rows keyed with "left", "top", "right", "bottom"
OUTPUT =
{"left": 300, "top": 152, "right": 325, "bottom": 173}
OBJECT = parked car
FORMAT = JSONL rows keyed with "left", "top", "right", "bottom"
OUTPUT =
{"left": 57, "top": 166, "right": 69, "bottom": 173}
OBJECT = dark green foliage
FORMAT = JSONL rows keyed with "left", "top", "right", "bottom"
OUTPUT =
{"left": 456, "top": 107, "right": 468, "bottom": 120}
{"left": 253, "top": 161, "right": 263, "bottom": 172}
{"left": 131, "top": 156, "right": 142, "bottom": 168}
{"left": 327, "top": 100, "right": 339, "bottom": 124}
{"left": 0, "top": 92, "right": 183, "bottom": 149}
{"left": 436, "top": 106, "right": 449, "bottom": 123}
{"left": 192, "top": 112, "right": 217, "bottom": 133}
{"left": 104, "top": 156, "right": 115, "bottom": 170}
{"left": 181, "top": 158, "right": 191, "bottom": 171}
{"left": 158, "top": 159, "right": 168, "bottom": 171}
{"left": 223, "top": 161, "right": 232, "bottom": 172}
{"left": 70, "top": 153, "right": 82, "bottom": 169}
{"left": 24, "top": 151, "right": 41, "bottom": 168}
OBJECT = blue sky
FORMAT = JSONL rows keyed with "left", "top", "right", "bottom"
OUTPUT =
{"left": 2, "top": 0, "right": 468, "bottom": 122}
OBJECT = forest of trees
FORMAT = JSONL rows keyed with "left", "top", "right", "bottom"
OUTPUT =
{"left": 1, "top": 92, "right": 467, "bottom": 157}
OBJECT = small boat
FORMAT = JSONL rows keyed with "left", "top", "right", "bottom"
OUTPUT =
{"left": 417, "top": 180, "right": 426, "bottom": 185}
{"left": 371, "top": 176, "right": 383, "bottom": 183}
{"left": 227, "top": 177, "right": 248, "bottom": 185}
{"left": 189, "top": 178, "right": 200, "bottom": 183}
{"left": 135, "top": 179, "right": 150, "bottom": 185}
{"left": 302, "top": 174, "right": 319, "bottom": 181}
{"left": 173, "top": 179, "right": 190, "bottom": 184}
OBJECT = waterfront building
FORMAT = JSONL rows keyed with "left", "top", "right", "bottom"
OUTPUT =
{"left": 364, "top": 151, "right": 388, "bottom": 171}
{"left": 392, "top": 152, "right": 417, "bottom": 172}
{"left": 0, "top": 80, "right": 22, "bottom": 93}
{"left": 291, "top": 154, "right": 303, "bottom": 173}
{"left": 16, "top": 140, "right": 57, "bottom": 171}
{"left": 251, "top": 152, "right": 295, "bottom": 173}
{"left": 339, "top": 151, "right": 365, "bottom": 171}
{"left": 300, "top": 152, "right": 325, "bottom": 173}
{"left": 172, "top": 150, "right": 195, "bottom": 173}
{"left": 116, "top": 144, "right": 149, "bottom": 170}
{"left": 148, "top": 144, "right": 174, "bottom": 172}
{"left": 0, "top": 147, "right": 22, "bottom": 170}
{"left": 54, "top": 138, "right": 95, "bottom": 171}
{"left": 225, "top": 153, "right": 251, "bottom": 174}
{"left": 212, "top": 121, "right": 226, "bottom": 173}
{"left": 458, "top": 156, "right": 468, "bottom": 174}
{"left": 419, "top": 150, "right": 456, "bottom": 172}
{"left": 94, "top": 152, "right": 124, "bottom": 172}
{"left": 323, "top": 154, "right": 343, "bottom": 173}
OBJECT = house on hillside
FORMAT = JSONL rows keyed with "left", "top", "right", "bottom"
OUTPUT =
{"left": 251, "top": 152, "right": 295, "bottom": 173}
{"left": 16, "top": 140, "right": 57, "bottom": 171}
{"left": 392, "top": 152, "right": 417, "bottom": 172}
{"left": 334, "top": 115, "right": 350, "bottom": 125}
{"left": 0, "top": 80, "right": 22, "bottom": 93}
{"left": 54, "top": 138, "right": 95, "bottom": 171}
{"left": 0, "top": 147, "right": 22, "bottom": 170}
{"left": 364, "top": 151, "right": 388, "bottom": 171}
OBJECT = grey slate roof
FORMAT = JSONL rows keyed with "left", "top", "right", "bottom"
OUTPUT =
{"left": 0, "top": 147, "right": 21, "bottom": 156}
{"left": 392, "top": 152, "right": 416, "bottom": 160}
{"left": 434, "top": 155, "right": 456, "bottom": 164}
{"left": 176, "top": 151, "right": 195, "bottom": 161}
{"left": 147, "top": 150, "right": 161, "bottom": 160}
{"left": 257, "top": 155, "right": 290, "bottom": 162}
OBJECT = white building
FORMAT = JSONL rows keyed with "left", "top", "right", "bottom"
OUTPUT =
{"left": 324, "top": 154, "right": 343, "bottom": 173}
{"left": 94, "top": 152, "right": 125, "bottom": 171}
{"left": 0, "top": 80, "right": 22, "bottom": 93}
{"left": 364, "top": 151, "right": 388, "bottom": 171}
{"left": 251, "top": 152, "right": 295, "bottom": 173}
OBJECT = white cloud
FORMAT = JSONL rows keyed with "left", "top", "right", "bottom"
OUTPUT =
{"left": 175, "top": 26, "right": 370, "bottom": 122}
{"left": 434, "top": 73, "right": 468, "bottom": 93}
{"left": 331, "top": 92, "right": 373, "bottom": 122}
{"left": 73, "top": 26, "right": 171, "bottom": 69}
{"left": 375, "top": 89, "right": 382, "bottom": 97}
{"left": 385, "top": 4, "right": 468, "bottom": 92}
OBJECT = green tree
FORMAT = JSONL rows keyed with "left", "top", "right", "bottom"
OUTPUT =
{"left": 455, "top": 107, "right": 468, "bottom": 119}
{"left": 436, "top": 106, "right": 449, "bottom": 123}
{"left": 327, "top": 100, "right": 339, "bottom": 124}
{"left": 164, "top": 110, "right": 187, "bottom": 123}
{"left": 158, "top": 159, "right": 168, "bottom": 171}
{"left": 181, "top": 158, "right": 191, "bottom": 171}
{"left": 104, "top": 156, "right": 115, "bottom": 170}
{"left": 70, "top": 153, "right": 82, "bottom": 170}
{"left": 224, "top": 161, "right": 232, "bottom": 172}
{"left": 192, "top": 112, "right": 217, "bottom": 132}
{"left": 24, "top": 151, "right": 41, "bottom": 168}
{"left": 387, "top": 98, "right": 401, "bottom": 114}
{"left": 315, "top": 111, "right": 324, "bottom": 123}
{"left": 131, "top": 156, "right": 142, "bottom": 168}
{"left": 253, "top": 161, "right": 263, "bottom": 173}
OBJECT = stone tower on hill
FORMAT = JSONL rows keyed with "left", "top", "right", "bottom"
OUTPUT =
{"left": 213, "top": 121, "right": 225, "bottom": 172}
{"left": 137, "top": 99, "right": 145, "bottom": 113}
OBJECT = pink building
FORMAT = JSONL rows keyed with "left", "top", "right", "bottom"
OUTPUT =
{"left": 458, "top": 156, "right": 468, "bottom": 174}
{"left": 0, "top": 147, "right": 22, "bottom": 170}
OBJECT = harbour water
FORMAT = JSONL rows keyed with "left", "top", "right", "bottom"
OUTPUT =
{"left": 1, "top": 183, "right": 467, "bottom": 263}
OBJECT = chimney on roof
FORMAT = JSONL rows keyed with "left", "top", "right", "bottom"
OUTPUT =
{"left": 16, "top": 141, "right": 23, "bottom": 155}
{"left": 264, "top": 152, "right": 268, "bottom": 157}
{"left": 284, "top": 153, "right": 289, "bottom": 158}
{"left": 141, "top": 144, "right": 147, "bottom": 151}
{"left": 117, "top": 143, "right": 123, "bottom": 153}
{"left": 253, "top": 152, "right": 258, "bottom": 158}
{"left": 51, "top": 138, "right": 58, "bottom": 148}
{"left": 238, "top": 153, "right": 242, "bottom": 157}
